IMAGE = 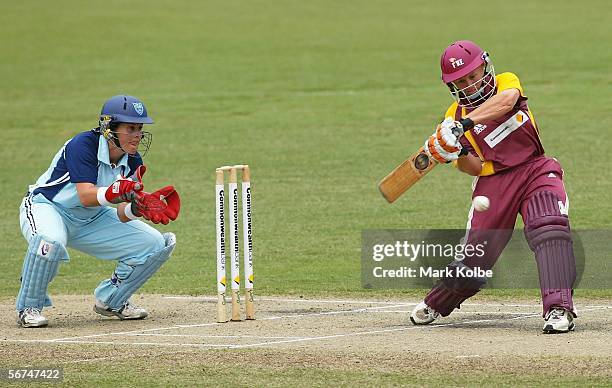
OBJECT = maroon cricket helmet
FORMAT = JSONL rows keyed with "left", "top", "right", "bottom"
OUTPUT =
{"left": 440, "top": 40, "right": 486, "bottom": 83}
{"left": 440, "top": 40, "right": 496, "bottom": 108}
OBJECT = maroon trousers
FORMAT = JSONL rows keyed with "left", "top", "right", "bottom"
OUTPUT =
{"left": 424, "top": 156, "right": 575, "bottom": 317}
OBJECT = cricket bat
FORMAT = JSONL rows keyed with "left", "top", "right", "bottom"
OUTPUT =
{"left": 379, "top": 125, "right": 465, "bottom": 203}
{"left": 378, "top": 147, "right": 438, "bottom": 203}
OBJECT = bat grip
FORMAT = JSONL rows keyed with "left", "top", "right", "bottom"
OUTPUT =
{"left": 453, "top": 118, "right": 474, "bottom": 137}
{"left": 452, "top": 127, "right": 464, "bottom": 137}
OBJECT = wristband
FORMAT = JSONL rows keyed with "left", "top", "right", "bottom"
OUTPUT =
{"left": 124, "top": 203, "right": 140, "bottom": 220}
{"left": 96, "top": 187, "right": 112, "bottom": 207}
{"left": 460, "top": 118, "right": 475, "bottom": 130}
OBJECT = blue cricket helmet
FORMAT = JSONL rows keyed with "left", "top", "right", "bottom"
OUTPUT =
{"left": 100, "top": 95, "right": 154, "bottom": 124}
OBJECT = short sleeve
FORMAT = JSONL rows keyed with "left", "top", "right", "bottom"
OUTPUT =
{"left": 496, "top": 72, "right": 525, "bottom": 97}
{"left": 65, "top": 133, "right": 99, "bottom": 184}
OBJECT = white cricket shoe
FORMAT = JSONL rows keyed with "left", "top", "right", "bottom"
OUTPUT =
{"left": 17, "top": 307, "right": 48, "bottom": 328}
{"left": 543, "top": 307, "right": 575, "bottom": 334}
{"left": 94, "top": 299, "right": 148, "bottom": 320}
{"left": 410, "top": 301, "right": 439, "bottom": 325}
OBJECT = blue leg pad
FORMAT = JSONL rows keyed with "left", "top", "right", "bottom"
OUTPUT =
{"left": 96, "top": 233, "right": 176, "bottom": 310}
{"left": 16, "top": 235, "right": 68, "bottom": 311}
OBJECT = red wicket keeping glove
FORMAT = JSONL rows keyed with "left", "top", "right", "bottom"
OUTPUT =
{"left": 97, "top": 165, "right": 146, "bottom": 206}
{"left": 129, "top": 186, "right": 181, "bottom": 225}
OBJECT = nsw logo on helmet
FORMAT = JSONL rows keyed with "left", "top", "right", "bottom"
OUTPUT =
{"left": 449, "top": 57, "right": 464, "bottom": 69}
{"left": 132, "top": 102, "right": 145, "bottom": 116}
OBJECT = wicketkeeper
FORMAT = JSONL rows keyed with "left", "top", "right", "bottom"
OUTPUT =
{"left": 410, "top": 41, "right": 577, "bottom": 333}
{"left": 16, "top": 95, "right": 181, "bottom": 327}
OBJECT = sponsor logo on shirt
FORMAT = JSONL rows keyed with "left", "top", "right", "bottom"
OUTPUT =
{"left": 473, "top": 124, "right": 487, "bottom": 135}
{"left": 484, "top": 110, "right": 530, "bottom": 148}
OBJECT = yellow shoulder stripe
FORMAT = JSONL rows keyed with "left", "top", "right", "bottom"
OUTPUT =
{"left": 444, "top": 102, "right": 459, "bottom": 120}
{"left": 496, "top": 72, "right": 524, "bottom": 97}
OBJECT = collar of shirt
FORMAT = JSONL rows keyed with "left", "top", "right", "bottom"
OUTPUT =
{"left": 97, "top": 135, "right": 129, "bottom": 169}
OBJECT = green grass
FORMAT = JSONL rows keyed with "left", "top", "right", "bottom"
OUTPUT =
{"left": 1, "top": 0, "right": 611, "bottom": 301}
{"left": 2, "top": 355, "right": 610, "bottom": 387}
{"left": 39, "top": 365, "right": 612, "bottom": 387}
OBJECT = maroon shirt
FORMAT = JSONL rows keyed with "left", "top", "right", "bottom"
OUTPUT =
{"left": 446, "top": 72, "right": 545, "bottom": 175}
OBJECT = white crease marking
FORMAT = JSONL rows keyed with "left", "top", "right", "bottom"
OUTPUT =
{"left": 2, "top": 303, "right": 608, "bottom": 350}
{"left": 161, "top": 296, "right": 612, "bottom": 309}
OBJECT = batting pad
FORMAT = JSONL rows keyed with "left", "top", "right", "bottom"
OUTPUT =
{"left": 524, "top": 191, "right": 576, "bottom": 316}
{"left": 103, "top": 232, "right": 176, "bottom": 310}
{"left": 16, "top": 235, "right": 68, "bottom": 311}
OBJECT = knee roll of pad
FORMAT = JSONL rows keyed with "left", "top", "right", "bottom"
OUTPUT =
{"left": 105, "top": 232, "right": 177, "bottom": 309}
{"left": 16, "top": 235, "right": 68, "bottom": 311}
{"left": 163, "top": 232, "right": 176, "bottom": 247}
{"left": 524, "top": 191, "right": 571, "bottom": 249}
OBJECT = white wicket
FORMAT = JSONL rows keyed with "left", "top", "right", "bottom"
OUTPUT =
{"left": 215, "top": 165, "right": 255, "bottom": 323}
{"left": 228, "top": 168, "right": 241, "bottom": 321}
{"left": 242, "top": 166, "right": 255, "bottom": 319}
{"left": 215, "top": 170, "right": 228, "bottom": 323}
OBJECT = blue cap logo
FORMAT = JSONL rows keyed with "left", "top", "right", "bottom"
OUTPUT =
{"left": 132, "top": 102, "right": 144, "bottom": 115}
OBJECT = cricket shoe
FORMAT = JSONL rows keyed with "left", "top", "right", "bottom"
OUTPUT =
{"left": 543, "top": 307, "right": 575, "bottom": 334}
{"left": 410, "top": 301, "right": 439, "bottom": 325}
{"left": 17, "top": 307, "right": 48, "bottom": 328}
{"left": 94, "top": 299, "right": 148, "bottom": 320}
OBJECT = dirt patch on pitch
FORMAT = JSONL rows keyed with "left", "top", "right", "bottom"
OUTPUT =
{"left": 0, "top": 294, "right": 610, "bottom": 377}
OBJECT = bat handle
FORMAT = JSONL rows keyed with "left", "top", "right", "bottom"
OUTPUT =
{"left": 452, "top": 127, "right": 464, "bottom": 138}
{"left": 453, "top": 118, "right": 473, "bottom": 138}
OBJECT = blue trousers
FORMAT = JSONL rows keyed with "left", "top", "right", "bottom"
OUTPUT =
{"left": 18, "top": 193, "right": 166, "bottom": 310}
